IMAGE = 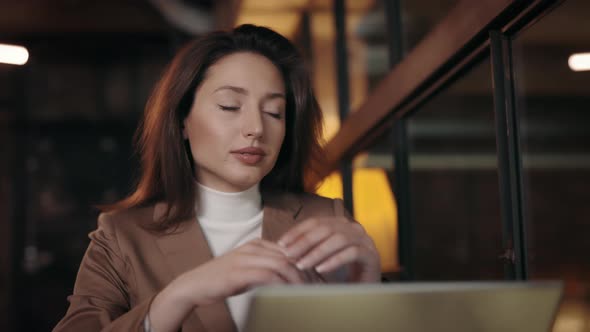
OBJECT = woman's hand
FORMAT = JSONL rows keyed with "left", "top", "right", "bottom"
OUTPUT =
{"left": 175, "top": 238, "right": 305, "bottom": 306}
{"left": 149, "top": 239, "right": 305, "bottom": 332}
{"left": 278, "top": 217, "right": 381, "bottom": 283}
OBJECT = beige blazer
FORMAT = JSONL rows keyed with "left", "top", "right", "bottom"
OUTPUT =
{"left": 53, "top": 192, "right": 351, "bottom": 332}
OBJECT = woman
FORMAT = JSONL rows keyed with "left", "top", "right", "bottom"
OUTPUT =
{"left": 54, "top": 24, "right": 380, "bottom": 332}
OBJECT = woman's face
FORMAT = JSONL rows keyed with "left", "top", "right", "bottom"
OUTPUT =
{"left": 183, "top": 52, "right": 287, "bottom": 192}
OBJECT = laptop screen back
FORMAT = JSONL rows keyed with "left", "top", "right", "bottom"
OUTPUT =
{"left": 244, "top": 282, "right": 562, "bottom": 332}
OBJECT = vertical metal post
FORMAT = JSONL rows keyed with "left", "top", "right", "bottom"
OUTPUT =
{"left": 384, "top": 0, "right": 404, "bottom": 65}
{"left": 392, "top": 121, "right": 413, "bottom": 280}
{"left": 490, "top": 30, "right": 528, "bottom": 280}
{"left": 384, "top": 0, "right": 414, "bottom": 280}
{"left": 334, "top": 0, "right": 354, "bottom": 214}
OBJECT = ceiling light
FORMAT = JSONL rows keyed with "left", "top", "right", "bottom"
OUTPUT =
{"left": 0, "top": 43, "right": 29, "bottom": 65}
{"left": 568, "top": 53, "right": 590, "bottom": 72}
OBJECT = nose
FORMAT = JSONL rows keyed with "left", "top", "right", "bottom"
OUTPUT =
{"left": 241, "top": 108, "right": 263, "bottom": 139}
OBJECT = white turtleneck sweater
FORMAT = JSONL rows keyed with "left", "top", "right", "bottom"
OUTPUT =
{"left": 196, "top": 182, "right": 263, "bottom": 331}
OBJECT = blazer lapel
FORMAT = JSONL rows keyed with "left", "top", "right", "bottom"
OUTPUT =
{"left": 153, "top": 203, "right": 237, "bottom": 332}
{"left": 261, "top": 191, "right": 302, "bottom": 242}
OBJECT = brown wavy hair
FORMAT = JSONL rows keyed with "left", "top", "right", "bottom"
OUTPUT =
{"left": 104, "top": 24, "right": 324, "bottom": 230}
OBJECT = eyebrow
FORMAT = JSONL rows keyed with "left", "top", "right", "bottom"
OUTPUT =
{"left": 213, "top": 85, "right": 286, "bottom": 100}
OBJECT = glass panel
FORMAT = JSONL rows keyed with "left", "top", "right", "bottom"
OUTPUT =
{"left": 408, "top": 57, "right": 504, "bottom": 280}
{"left": 512, "top": 0, "right": 590, "bottom": 330}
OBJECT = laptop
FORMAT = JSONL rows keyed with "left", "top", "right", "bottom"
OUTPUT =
{"left": 244, "top": 282, "right": 562, "bottom": 332}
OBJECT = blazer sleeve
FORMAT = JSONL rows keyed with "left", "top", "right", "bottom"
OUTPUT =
{"left": 53, "top": 213, "right": 153, "bottom": 332}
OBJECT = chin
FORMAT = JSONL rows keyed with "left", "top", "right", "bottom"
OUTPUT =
{"left": 227, "top": 172, "right": 265, "bottom": 190}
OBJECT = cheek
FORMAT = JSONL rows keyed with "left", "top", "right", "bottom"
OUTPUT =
{"left": 185, "top": 115, "right": 214, "bottom": 153}
{"left": 186, "top": 113, "right": 236, "bottom": 162}
{"left": 187, "top": 109, "right": 222, "bottom": 141}
{"left": 185, "top": 116, "right": 203, "bottom": 145}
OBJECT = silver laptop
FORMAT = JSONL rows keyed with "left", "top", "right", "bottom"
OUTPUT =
{"left": 244, "top": 282, "right": 562, "bottom": 332}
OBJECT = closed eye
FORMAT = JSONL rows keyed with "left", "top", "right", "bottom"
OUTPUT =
{"left": 264, "top": 111, "right": 283, "bottom": 119}
{"left": 218, "top": 105, "right": 240, "bottom": 111}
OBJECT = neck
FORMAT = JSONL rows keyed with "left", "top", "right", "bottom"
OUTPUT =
{"left": 196, "top": 182, "right": 262, "bottom": 222}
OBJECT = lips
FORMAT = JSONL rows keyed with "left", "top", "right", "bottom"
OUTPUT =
{"left": 231, "top": 147, "right": 266, "bottom": 165}
{"left": 232, "top": 147, "right": 266, "bottom": 155}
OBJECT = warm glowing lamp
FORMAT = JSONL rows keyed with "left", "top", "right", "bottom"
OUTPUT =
{"left": 568, "top": 53, "right": 590, "bottom": 72}
{"left": 0, "top": 43, "right": 29, "bottom": 65}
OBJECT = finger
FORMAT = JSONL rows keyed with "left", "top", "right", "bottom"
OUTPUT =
{"left": 295, "top": 232, "right": 354, "bottom": 270}
{"left": 254, "top": 239, "right": 291, "bottom": 257}
{"left": 314, "top": 246, "right": 369, "bottom": 274}
{"left": 240, "top": 241, "right": 286, "bottom": 259}
{"left": 285, "top": 220, "right": 368, "bottom": 262}
{"left": 282, "top": 224, "right": 334, "bottom": 260}
{"left": 238, "top": 253, "right": 305, "bottom": 284}
{"left": 278, "top": 218, "right": 330, "bottom": 247}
